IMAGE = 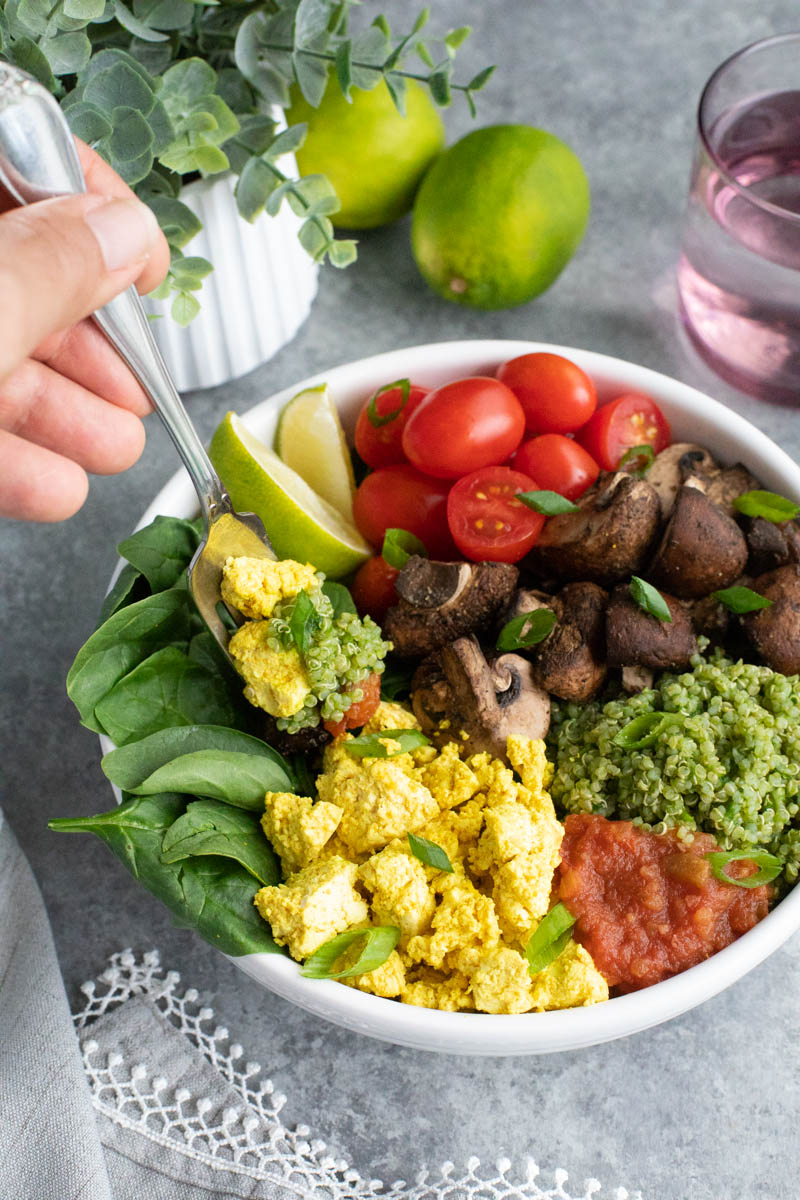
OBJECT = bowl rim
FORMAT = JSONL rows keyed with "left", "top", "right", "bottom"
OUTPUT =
{"left": 116, "top": 337, "right": 800, "bottom": 1055}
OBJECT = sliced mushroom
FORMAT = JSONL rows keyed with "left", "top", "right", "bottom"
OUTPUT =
{"left": 741, "top": 565, "right": 800, "bottom": 675}
{"left": 412, "top": 635, "right": 550, "bottom": 760}
{"left": 744, "top": 516, "right": 800, "bottom": 576}
{"left": 646, "top": 443, "right": 718, "bottom": 519}
{"left": 526, "top": 473, "right": 661, "bottom": 586}
{"left": 384, "top": 557, "right": 518, "bottom": 658}
{"left": 621, "top": 665, "right": 655, "bottom": 694}
{"left": 647, "top": 485, "right": 748, "bottom": 598}
{"left": 532, "top": 582, "right": 608, "bottom": 702}
{"left": 606, "top": 584, "right": 697, "bottom": 670}
{"left": 498, "top": 586, "right": 560, "bottom": 630}
{"left": 704, "top": 463, "right": 762, "bottom": 517}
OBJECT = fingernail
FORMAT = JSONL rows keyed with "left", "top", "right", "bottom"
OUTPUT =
{"left": 85, "top": 197, "right": 160, "bottom": 272}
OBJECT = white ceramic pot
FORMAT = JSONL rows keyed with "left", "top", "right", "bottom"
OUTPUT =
{"left": 143, "top": 172, "right": 319, "bottom": 392}
{"left": 111, "top": 339, "right": 800, "bottom": 1056}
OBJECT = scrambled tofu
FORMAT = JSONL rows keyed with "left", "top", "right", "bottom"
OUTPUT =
{"left": 221, "top": 556, "right": 318, "bottom": 621}
{"left": 253, "top": 701, "right": 608, "bottom": 1015}
{"left": 228, "top": 622, "right": 310, "bottom": 717}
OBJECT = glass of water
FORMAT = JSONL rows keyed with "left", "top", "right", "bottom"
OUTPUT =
{"left": 677, "top": 33, "right": 800, "bottom": 405}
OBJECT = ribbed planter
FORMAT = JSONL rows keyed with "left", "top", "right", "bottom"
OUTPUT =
{"left": 144, "top": 171, "right": 319, "bottom": 392}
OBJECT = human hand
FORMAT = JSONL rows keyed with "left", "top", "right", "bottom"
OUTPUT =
{"left": 0, "top": 138, "right": 170, "bottom": 521}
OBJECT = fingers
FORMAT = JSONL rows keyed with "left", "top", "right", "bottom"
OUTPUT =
{"left": 34, "top": 320, "right": 152, "bottom": 418}
{"left": 0, "top": 429, "right": 88, "bottom": 522}
{"left": 0, "top": 357, "right": 146, "bottom": 475}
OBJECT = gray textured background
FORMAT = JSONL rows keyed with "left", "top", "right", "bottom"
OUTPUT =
{"left": 3, "top": 1, "right": 800, "bottom": 1196}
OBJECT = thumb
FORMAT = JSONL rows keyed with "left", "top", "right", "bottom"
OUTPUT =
{"left": 0, "top": 192, "right": 161, "bottom": 382}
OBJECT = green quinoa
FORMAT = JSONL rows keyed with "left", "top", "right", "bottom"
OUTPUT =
{"left": 548, "top": 646, "right": 800, "bottom": 883}
{"left": 266, "top": 587, "right": 389, "bottom": 733}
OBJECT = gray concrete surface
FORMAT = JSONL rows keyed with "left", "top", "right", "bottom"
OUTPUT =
{"left": 3, "top": 1, "right": 800, "bottom": 1196}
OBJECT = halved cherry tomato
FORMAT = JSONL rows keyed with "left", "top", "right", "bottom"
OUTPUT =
{"left": 350, "top": 555, "right": 399, "bottom": 624}
{"left": 446, "top": 466, "right": 545, "bottom": 563}
{"left": 402, "top": 377, "right": 525, "bottom": 479}
{"left": 324, "top": 672, "right": 381, "bottom": 738}
{"left": 354, "top": 381, "right": 428, "bottom": 468}
{"left": 514, "top": 434, "right": 600, "bottom": 500}
{"left": 497, "top": 352, "right": 597, "bottom": 434}
{"left": 576, "top": 393, "right": 671, "bottom": 471}
{"left": 352, "top": 464, "right": 457, "bottom": 559}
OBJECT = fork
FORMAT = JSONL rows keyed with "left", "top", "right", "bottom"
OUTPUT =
{"left": 0, "top": 63, "right": 276, "bottom": 659}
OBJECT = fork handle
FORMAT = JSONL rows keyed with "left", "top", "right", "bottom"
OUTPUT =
{"left": 0, "top": 64, "right": 231, "bottom": 524}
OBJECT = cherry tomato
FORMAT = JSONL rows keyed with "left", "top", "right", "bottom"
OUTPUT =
{"left": 352, "top": 464, "right": 457, "bottom": 559}
{"left": 497, "top": 352, "right": 597, "bottom": 435}
{"left": 514, "top": 434, "right": 600, "bottom": 501}
{"left": 354, "top": 381, "right": 428, "bottom": 468}
{"left": 401, "top": 377, "right": 525, "bottom": 479}
{"left": 446, "top": 466, "right": 545, "bottom": 563}
{"left": 576, "top": 393, "right": 672, "bottom": 471}
{"left": 324, "top": 672, "right": 381, "bottom": 738}
{"left": 350, "top": 555, "right": 399, "bottom": 624}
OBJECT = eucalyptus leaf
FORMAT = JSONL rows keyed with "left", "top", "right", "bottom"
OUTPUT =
{"left": 108, "top": 105, "right": 155, "bottom": 163}
{"left": 235, "top": 155, "right": 282, "bottom": 221}
{"left": 84, "top": 60, "right": 155, "bottom": 112}
{"left": 9, "top": 35, "right": 57, "bottom": 88}
{"left": 114, "top": 0, "right": 168, "bottom": 41}
{"left": 172, "top": 291, "right": 201, "bottom": 324}
{"left": 65, "top": 100, "right": 113, "bottom": 144}
{"left": 161, "top": 798, "right": 280, "bottom": 885}
{"left": 41, "top": 30, "right": 91, "bottom": 73}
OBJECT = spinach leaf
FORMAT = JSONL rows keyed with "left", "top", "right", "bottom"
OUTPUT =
{"left": 161, "top": 799, "right": 280, "bottom": 885}
{"left": 102, "top": 724, "right": 294, "bottom": 791}
{"left": 379, "top": 660, "right": 415, "bottom": 701}
{"left": 94, "top": 645, "right": 239, "bottom": 746}
{"left": 322, "top": 580, "right": 357, "bottom": 617}
{"left": 121, "top": 750, "right": 293, "bottom": 809}
{"left": 117, "top": 515, "right": 201, "bottom": 593}
{"left": 97, "top": 562, "right": 148, "bottom": 626}
{"left": 49, "top": 793, "right": 279, "bottom": 956}
{"left": 67, "top": 588, "right": 190, "bottom": 733}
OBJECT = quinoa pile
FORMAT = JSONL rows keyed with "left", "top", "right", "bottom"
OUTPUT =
{"left": 548, "top": 647, "right": 800, "bottom": 883}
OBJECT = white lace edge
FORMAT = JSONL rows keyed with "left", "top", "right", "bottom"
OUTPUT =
{"left": 73, "top": 950, "right": 642, "bottom": 1200}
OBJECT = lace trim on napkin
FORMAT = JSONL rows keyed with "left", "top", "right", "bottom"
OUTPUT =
{"left": 73, "top": 950, "right": 641, "bottom": 1200}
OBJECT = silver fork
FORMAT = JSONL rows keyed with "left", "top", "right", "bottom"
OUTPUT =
{"left": 0, "top": 64, "right": 276, "bottom": 659}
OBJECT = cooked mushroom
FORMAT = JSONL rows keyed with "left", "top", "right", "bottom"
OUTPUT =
{"left": 606, "top": 584, "right": 697, "bottom": 670}
{"left": 646, "top": 443, "right": 718, "bottom": 519}
{"left": 744, "top": 516, "right": 800, "bottom": 576}
{"left": 704, "top": 463, "right": 762, "bottom": 517}
{"left": 527, "top": 473, "right": 661, "bottom": 586}
{"left": 498, "top": 586, "right": 560, "bottom": 629}
{"left": 647, "top": 485, "right": 748, "bottom": 598}
{"left": 532, "top": 582, "right": 608, "bottom": 702}
{"left": 741, "top": 565, "right": 800, "bottom": 675}
{"left": 689, "top": 592, "right": 731, "bottom": 643}
{"left": 262, "top": 714, "right": 332, "bottom": 755}
{"left": 621, "top": 665, "right": 655, "bottom": 694}
{"left": 412, "top": 635, "right": 550, "bottom": 759}
{"left": 384, "top": 557, "right": 518, "bottom": 658}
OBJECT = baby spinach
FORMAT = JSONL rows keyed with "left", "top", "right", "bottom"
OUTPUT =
{"left": 94, "top": 645, "right": 239, "bottom": 747}
{"left": 102, "top": 724, "right": 294, "bottom": 792}
{"left": 49, "top": 793, "right": 279, "bottom": 956}
{"left": 380, "top": 660, "right": 415, "bottom": 701}
{"left": 97, "top": 562, "right": 148, "bottom": 625}
{"left": 122, "top": 750, "right": 294, "bottom": 809}
{"left": 117, "top": 514, "right": 201, "bottom": 593}
{"left": 322, "top": 580, "right": 357, "bottom": 617}
{"left": 161, "top": 799, "right": 280, "bottom": 885}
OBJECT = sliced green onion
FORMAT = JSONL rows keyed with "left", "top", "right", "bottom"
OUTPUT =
{"left": 711, "top": 585, "right": 773, "bottom": 614}
{"left": 289, "top": 590, "right": 322, "bottom": 654}
{"left": 619, "top": 443, "right": 656, "bottom": 476}
{"left": 630, "top": 575, "right": 672, "bottom": 622}
{"left": 525, "top": 902, "right": 576, "bottom": 976}
{"left": 344, "top": 728, "right": 430, "bottom": 758}
{"left": 408, "top": 832, "right": 453, "bottom": 872}
{"left": 301, "top": 926, "right": 400, "bottom": 979}
{"left": 706, "top": 850, "right": 782, "bottom": 888}
{"left": 367, "top": 379, "right": 411, "bottom": 427}
{"left": 517, "top": 490, "right": 579, "bottom": 515}
{"left": 614, "top": 711, "right": 684, "bottom": 749}
{"left": 733, "top": 490, "right": 800, "bottom": 523}
{"left": 382, "top": 527, "right": 428, "bottom": 570}
{"left": 496, "top": 608, "right": 557, "bottom": 652}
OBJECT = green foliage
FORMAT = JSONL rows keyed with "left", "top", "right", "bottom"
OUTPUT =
{"left": 161, "top": 798, "right": 281, "bottom": 885}
{"left": 0, "top": 0, "right": 492, "bottom": 317}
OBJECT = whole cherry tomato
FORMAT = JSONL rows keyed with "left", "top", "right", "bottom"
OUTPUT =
{"left": 354, "top": 380, "right": 428, "bottom": 468}
{"left": 497, "top": 352, "right": 597, "bottom": 434}
{"left": 350, "top": 555, "right": 399, "bottom": 624}
{"left": 352, "top": 464, "right": 456, "bottom": 558}
{"left": 576, "top": 393, "right": 671, "bottom": 471}
{"left": 514, "top": 434, "right": 600, "bottom": 500}
{"left": 401, "top": 377, "right": 525, "bottom": 479}
{"left": 324, "top": 672, "right": 381, "bottom": 738}
{"left": 446, "top": 465, "right": 544, "bottom": 563}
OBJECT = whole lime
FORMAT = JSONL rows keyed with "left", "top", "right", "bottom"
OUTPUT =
{"left": 287, "top": 77, "right": 445, "bottom": 230}
{"left": 411, "top": 124, "right": 590, "bottom": 309}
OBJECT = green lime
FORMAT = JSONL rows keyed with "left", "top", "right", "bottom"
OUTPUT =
{"left": 287, "top": 76, "right": 445, "bottom": 229}
{"left": 411, "top": 124, "right": 590, "bottom": 309}
{"left": 275, "top": 384, "right": 356, "bottom": 521}
{"left": 209, "top": 412, "right": 372, "bottom": 579}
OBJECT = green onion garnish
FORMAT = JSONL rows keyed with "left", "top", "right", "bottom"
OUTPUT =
{"left": 344, "top": 728, "right": 430, "bottom": 758}
{"left": 517, "top": 490, "right": 579, "bottom": 515}
{"left": 630, "top": 575, "right": 672, "bottom": 622}
{"left": 382, "top": 527, "right": 428, "bottom": 570}
{"left": 301, "top": 926, "right": 400, "bottom": 979}
{"left": 289, "top": 590, "right": 322, "bottom": 654}
{"left": 732, "top": 490, "right": 800, "bottom": 523}
{"left": 408, "top": 832, "right": 453, "bottom": 873}
{"left": 619, "top": 443, "right": 656, "bottom": 476}
{"left": 711, "top": 585, "right": 773, "bottom": 614}
{"left": 496, "top": 608, "right": 557, "bottom": 652}
{"left": 706, "top": 850, "right": 782, "bottom": 888}
{"left": 367, "top": 379, "right": 411, "bottom": 427}
{"left": 614, "top": 711, "right": 684, "bottom": 749}
{"left": 525, "top": 902, "right": 576, "bottom": 976}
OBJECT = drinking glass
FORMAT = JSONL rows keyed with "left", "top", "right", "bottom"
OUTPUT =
{"left": 677, "top": 33, "right": 800, "bottom": 405}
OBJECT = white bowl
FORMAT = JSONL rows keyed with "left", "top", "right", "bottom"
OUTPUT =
{"left": 126, "top": 338, "right": 800, "bottom": 1056}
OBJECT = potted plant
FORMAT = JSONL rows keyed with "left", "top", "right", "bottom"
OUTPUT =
{"left": 0, "top": 0, "right": 491, "bottom": 388}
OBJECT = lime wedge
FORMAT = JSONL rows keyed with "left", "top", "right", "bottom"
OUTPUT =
{"left": 209, "top": 412, "right": 372, "bottom": 579}
{"left": 275, "top": 384, "right": 356, "bottom": 521}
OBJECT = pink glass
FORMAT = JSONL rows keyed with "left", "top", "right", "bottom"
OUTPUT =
{"left": 677, "top": 33, "right": 800, "bottom": 405}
